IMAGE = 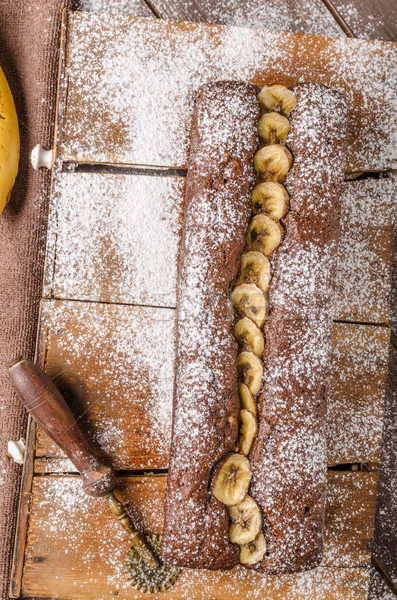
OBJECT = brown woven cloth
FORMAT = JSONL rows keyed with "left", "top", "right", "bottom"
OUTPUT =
{"left": 0, "top": 2, "right": 71, "bottom": 598}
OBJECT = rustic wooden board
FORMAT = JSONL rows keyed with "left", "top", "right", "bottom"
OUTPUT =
{"left": 43, "top": 172, "right": 186, "bottom": 307}
{"left": 335, "top": 177, "right": 396, "bottom": 324}
{"left": 367, "top": 567, "right": 397, "bottom": 600}
{"left": 371, "top": 343, "right": 397, "bottom": 586}
{"left": 16, "top": 11, "right": 397, "bottom": 600}
{"left": 62, "top": 13, "right": 397, "bottom": 173}
{"left": 21, "top": 472, "right": 374, "bottom": 600}
{"left": 330, "top": 0, "right": 397, "bottom": 41}
{"left": 73, "top": 0, "right": 153, "bottom": 16}
{"left": 147, "top": 0, "right": 344, "bottom": 36}
{"left": 33, "top": 299, "right": 389, "bottom": 470}
{"left": 43, "top": 173, "right": 396, "bottom": 325}
{"left": 35, "top": 299, "right": 176, "bottom": 470}
{"left": 328, "top": 324, "right": 390, "bottom": 466}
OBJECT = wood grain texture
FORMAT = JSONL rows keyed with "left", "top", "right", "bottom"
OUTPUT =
{"left": 330, "top": 0, "right": 397, "bottom": 41}
{"left": 371, "top": 343, "right": 397, "bottom": 586}
{"left": 35, "top": 299, "right": 176, "bottom": 471}
{"left": 43, "top": 173, "right": 396, "bottom": 326}
{"left": 367, "top": 567, "right": 397, "bottom": 600}
{"left": 72, "top": 0, "right": 153, "bottom": 16}
{"left": 62, "top": 13, "right": 397, "bottom": 173}
{"left": 335, "top": 178, "right": 396, "bottom": 324}
{"left": 148, "top": 0, "right": 344, "bottom": 36}
{"left": 21, "top": 473, "right": 374, "bottom": 599}
{"left": 43, "top": 173, "right": 186, "bottom": 307}
{"left": 33, "top": 300, "right": 389, "bottom": 470}
{"left": 328, "top": 323, "right": 390, "bottom": 466}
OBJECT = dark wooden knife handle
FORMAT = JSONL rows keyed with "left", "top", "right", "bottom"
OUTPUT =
{"left": 8, "top": 357, "right": 116, "bottom": 497}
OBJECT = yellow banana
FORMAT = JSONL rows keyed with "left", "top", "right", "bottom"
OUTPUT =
{"left": 0, "top": 65, "right": 20, "bottom": 215}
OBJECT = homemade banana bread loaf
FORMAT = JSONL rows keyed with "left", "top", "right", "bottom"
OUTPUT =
{"left": 162, "top": 80, "right": 349, "bottom": 573}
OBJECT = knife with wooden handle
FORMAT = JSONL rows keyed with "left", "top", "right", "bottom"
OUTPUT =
{"left": 8, "top": 357, "right": 161, "bottom": 573}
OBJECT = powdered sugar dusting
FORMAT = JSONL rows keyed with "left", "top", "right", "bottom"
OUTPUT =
{"left": 183, "top": 0, "right": 343, "bottom": 36}
{"left": 248, "top": 84, "right": 348, "bottom": 573}
{"left": 162, "top": 82, "right": 259, "bottom": 568}
{"left": 328, "top": 323, "right": 390, "bottom": 466}
{"left": 26, "top": 474, "right": 372, "bottom": 598}
{"left": 44, "top": 173, "right": 184, "bottom": 307}
{"left": 334, "top": 177, "right": 397, "bottom": 323}
{"left": 39, "top": 299, "right": 175, "bottom": 468}
{"left": 63, "top": 13, "right": 397, "bottom": 172}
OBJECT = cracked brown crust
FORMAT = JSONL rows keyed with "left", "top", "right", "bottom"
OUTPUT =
{"left": 161, "top": 81, "right": 260, "bottom": 570}
{"left": 249, "top": 83, "right": 349, "bottom": 574}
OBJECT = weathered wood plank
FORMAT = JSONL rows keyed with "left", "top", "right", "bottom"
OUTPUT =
{"left": 72, "top": 0, "right": 153, "bottom": 16}
{"left": 330, "top": 0, "right": 397, "bottom": 42}
{"left": 334, "top": 178, "right": 396, "bottom": 324}
{"left": 21, "top": 473, "right": 374, "bottom": 599}
{"left": 36, "top": 299, "right": 176, "bottom": 470}
{"left": 34, "top": 300, "right": 389, "bottom": 469}
{"left": 43, "top": 173, "right": 396, "bottom": 325}
{"left": 367, "top": 566, "right": 397, "bottom": 600}
{"left": 371, "top": 343, "right": 397, "bottom": 586}
{"left": 62, "top": 13, "right": 397, "bottom": 173}
{"left": 43, "top": 173, "right": 185, "bottom": 306}
{"left": 148, "top": 0, "right": 344, "bottom": 36}
{"left": 328, "top": 323, "right": 390, "bottom": 466}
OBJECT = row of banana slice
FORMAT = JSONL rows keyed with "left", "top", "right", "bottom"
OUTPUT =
{"left": 213, "top": 85, "right": 297, "bottom": 565}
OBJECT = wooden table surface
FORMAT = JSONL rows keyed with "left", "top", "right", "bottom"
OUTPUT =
{"left": 10, "top": 2, "right": 397, "bottom": 600}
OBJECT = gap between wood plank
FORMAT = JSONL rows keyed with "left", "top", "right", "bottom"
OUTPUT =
{"left": 371, "top": 557, "right": 397, "bottom": 597}
{"left": 390, "top": 330, "right": 397, "bottom": 349}
{"left": 47, "top": 295, "right": 177, "bottom": 311}
{"left": 319, "top": 0, "right": 356, "bottom": 37}
{"left": 142, "top": 0, "right": 163, "bottom": 18}
{"left": 35, "top": 464, "right": 376, "bottom": 475}
{"left": 45, "top": 297, "right": 393, "bottom": 331}
{"left": 33, "top": 468, "right": 169, "bottom": 477}
{"left": 63, "top": 161, "right": 187, "bottom": 177}
{"left": 333, "top": 319, "right": 390, "bottom": 329}
{"left": 62, "top": 161, "right": 394, "bottom": 181}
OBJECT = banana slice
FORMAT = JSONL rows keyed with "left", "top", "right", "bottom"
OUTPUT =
{"left": 254, "top": 145, "right": 293, "bottom": 182}
{"left": 213, "top": 453, "right": 252, "bottom": 506}
{"left": 235, "top": 317, "right": 264, "bottom": 357}
{"left": 238, "top": 383, "right": 257, "bottom": 416}
{"left": 230, "top": 284, "right": 267, "bottom": 329}
{"left": 239, "top": 532, "right": 267, "bottom": 565}
{"left": 237, "top": 351, "right": 263, "bottom": 395}
{"left": 258, "top": 84, "right": 297, "bottom": 117}
{"left": 252, "top": 182, "right": 289, "bottom": 220}
{"left": 236, "top": 251, "right": 271, "bottom": 293}
{"left": 239, "top": 409, "right": 258, "bottom": 456}
{"left": 258, "top": 112, "right": 290, "bottom": 144}
{"left": 247, "top": 214, "right": 283, "bottom": 257}
{"left": 229, "top": 495, "right": 262, "bottom": 545}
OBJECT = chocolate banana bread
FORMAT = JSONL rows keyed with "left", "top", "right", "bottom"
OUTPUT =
{"left": 162, "top": 80, "right": 349, "bottom": 573}
{"left": 249, "top": 83, "right": 349, "bottom": 574}
{"left": 161, "top": 81, "right": 260, "bottom": 569}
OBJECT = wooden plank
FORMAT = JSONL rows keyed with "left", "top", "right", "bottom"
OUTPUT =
{"left": 36, "top": 299, "right": 176, "bottom": 470}
{"left": 62, "top": 13, "right": 397, "bottom": 173}
{"left": 330, "top": 0, "right": 397, "bottom": 42}
{"left": 328, "top": 323, "right": 390, "bottom": 466}
{"left": 43, "top": 172, "right": 185, "bottom": 306}
{"left": 148, "top": 0, "right": 344, "bottom": 36}
{"left": 21, "top": 473, "right": 373, "bottom": 599}
{"left": 34, "top": 300, "right": 389, "bottom": 469}
{"left": 371, "top": 343, "right": 397, "bottom": 586}
{"left": 367, "top": 567, "right": 397, "bottom": 600}
{"left": 73, "top": 0, "right": 154, "bottom": 17}
{"left": 43, "top": 173, "right": 396, "bottom": 325}
{"left": 334, "top": 178, "right": 396, "bottom": 324}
